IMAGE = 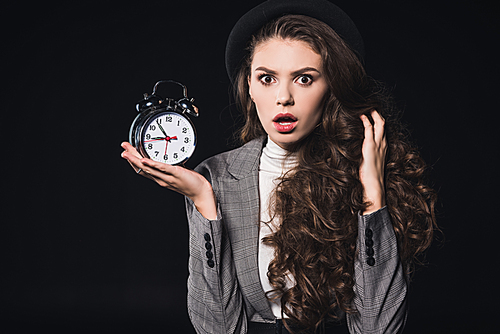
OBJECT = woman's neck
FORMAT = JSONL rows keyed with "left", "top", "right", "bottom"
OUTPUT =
{"left": 260, "top": 137, "right": 297, "bottom": 173}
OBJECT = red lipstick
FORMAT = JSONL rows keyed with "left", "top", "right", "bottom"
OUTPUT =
{"left": 273, "top": 113, "right": 297, "bottom": 133}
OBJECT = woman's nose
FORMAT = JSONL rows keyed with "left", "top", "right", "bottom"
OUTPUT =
{"left": 276, "top": 84, "right": 294, "bottom": 106}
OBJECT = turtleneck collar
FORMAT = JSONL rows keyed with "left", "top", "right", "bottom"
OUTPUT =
{"left": 260, "top": 136, "right": 298, "bottom": 173}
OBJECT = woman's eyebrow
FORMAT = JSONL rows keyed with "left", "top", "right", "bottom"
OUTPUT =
{"left": 291, "top": 67, "right": 321, "bottom": 76}
{"left": 254, "top": 66, "right": 277, "bottom": 74}
{"left": 254, "top": 66, "right": 320, "bottom": 76}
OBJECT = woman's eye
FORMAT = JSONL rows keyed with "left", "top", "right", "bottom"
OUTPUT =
{"left": 295, "top": 75, "right": 313, "bottom": 85}
{"left": 259, "top": 75, "right": 275, "bottom": 85}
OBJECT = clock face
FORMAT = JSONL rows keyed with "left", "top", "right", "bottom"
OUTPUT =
{"left": 140, "top": 111, "right": 196, "bottom": 165}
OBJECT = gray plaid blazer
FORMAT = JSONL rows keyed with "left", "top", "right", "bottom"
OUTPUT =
{"left": 185, "top": 137, "right": 407, "bottom": 334}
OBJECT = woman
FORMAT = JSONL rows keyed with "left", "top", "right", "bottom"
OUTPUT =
{"left": 121, "top": 1, "right": 437, "bottom": 333}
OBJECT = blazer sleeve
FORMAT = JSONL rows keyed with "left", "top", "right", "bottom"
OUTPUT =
{"left": 347, "top": 207, "right": 408, "bottom": 334}
{"left": 185, "top": 197, "right": 247, "bottom": 334}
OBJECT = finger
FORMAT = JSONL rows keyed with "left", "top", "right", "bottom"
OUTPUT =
{"left": 140, "top": 159, "right": 189, "bottom": 190}
{"left": 121, "top": 142, "right": 143, "bottom": 159}
{"left": 370, "top": 111, "right": 386, "bottom": 143}
{"left": 371, "top": 109, "right": 385, "bottom": 122}
{"left": 121, "top": 141, "right": 133, "bottom": 151}
{"left": 360, "top": 114, "right": 375, "bottom": 143}
{"left": 123, "top": 154, "right": 145, "bottom": 174}
{"left": 121, "top": 147, "right": 148, "bottom": 175}
{"left": 141, "top": 158, "right": 178, "bottom": 176}
{"left": 121, "top": 149, "right": 140, "bottom": 165}
{"left": 121, "top": 142, "right": 145, "bottom": 167}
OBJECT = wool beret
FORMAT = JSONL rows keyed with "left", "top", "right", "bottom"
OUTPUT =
{"left": 225, "top": 0, "right": 364, "bottom": 82}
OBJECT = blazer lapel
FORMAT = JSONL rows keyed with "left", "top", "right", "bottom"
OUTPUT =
{"left": 220, "top": 137, "right": 275, "bottom": 320}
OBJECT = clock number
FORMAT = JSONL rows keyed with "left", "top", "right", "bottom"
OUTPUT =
{"left": 155, "top": 151, "right": 159, "bottom": 157}
{"left": 173, "top": 153, "right": 178, "bottom": 159}
{"left": 146, "top": 134, "right": 151, "bottom": 140}
{"left": 184, "top": 137, "right": 190, "bottom": 143}
{"left": 164, "top": 154, "right": 168, "bottom": 160}
{"left": 147, "top": 143, "right": 153, "bottom": 150}
{"left": 182, "top": 127, "right": 188, "bottom": 133}
{"left": 149, "top": 125, "right": 156, "bottom": 131}
{"left": 177, "top": 120, "right": 181, "bottom": 126}
{"left": 157, "top": 118, "right": 162, "bottom": 124}
{"left": 180, "top": 147, "right": 185, "bottom": 152}
{"left": 166, "top": 116, "right": 172, "bottom": 122}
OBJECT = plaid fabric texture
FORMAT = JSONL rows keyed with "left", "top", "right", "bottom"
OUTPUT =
{"left": 185, "top": 137, "right": 407, "bottom": 334}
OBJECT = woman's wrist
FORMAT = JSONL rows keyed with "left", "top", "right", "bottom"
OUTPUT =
{"left": 362, "top": 184, "right": 386, "bottom": 215}
{"left": 191, "top": 181, "right": 217, "bottom": 220}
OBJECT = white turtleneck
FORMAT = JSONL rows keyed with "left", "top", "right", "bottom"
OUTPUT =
{"left": 258, "top": 137, "right": 297, "bottom": 318}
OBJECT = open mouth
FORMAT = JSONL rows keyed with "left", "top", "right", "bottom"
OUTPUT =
{"left": 273, "top": 113, "right": 297, "bottom": 132}
{"left": 273, "top": 113, "right": 297, "bottom": 123}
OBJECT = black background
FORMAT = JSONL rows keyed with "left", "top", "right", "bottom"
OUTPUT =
{"left": 2, "top": 0, "right": 498, "bottom": 333}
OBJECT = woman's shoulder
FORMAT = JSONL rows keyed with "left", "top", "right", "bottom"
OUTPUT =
{"left": 194, "top": 136, "right": 265, "bottom": 180}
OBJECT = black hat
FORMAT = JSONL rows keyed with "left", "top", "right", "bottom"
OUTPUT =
{"left": 225, "top": 0, "right": 364, "bottom": 83}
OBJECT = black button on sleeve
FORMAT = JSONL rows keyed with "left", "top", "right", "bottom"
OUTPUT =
{"left": 206, "top": 250, "right": 213, "bottom": 259}
{"left": 204, "top": 236, "right": 214, "bottom": 267}
{"left": 365, "top": 228, "right": 375, "bottom": 266}
{"left": 365, "top": 228, "right": 373, "bottom": 238}
{"left": 366, "top": 247, "right": 374, "bottom": 257}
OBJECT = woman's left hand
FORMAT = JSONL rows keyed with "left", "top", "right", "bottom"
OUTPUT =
{"left": 359, "top": 110, "right": 387, "bottom": 215}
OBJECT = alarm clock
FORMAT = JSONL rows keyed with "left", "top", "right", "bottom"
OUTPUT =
{"left": 129, "top": 80, "right": 199, "bottom": 165}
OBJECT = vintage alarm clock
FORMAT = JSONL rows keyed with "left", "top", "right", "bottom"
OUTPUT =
{"left": 129, "top": 80, "right": 199, "bottom": 165}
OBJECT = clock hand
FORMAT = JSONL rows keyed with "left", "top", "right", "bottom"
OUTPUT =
{"left": 156, "top": 120, "right": 169, "bottom": 137}
{"left": 162, "top": 136, "right": 178, "bottom": 162}
{"left": 164, "top": 137, "right": 169, "bottom": 160}
{"left": 144, "top": 137, "right": 166, "bottom": 142}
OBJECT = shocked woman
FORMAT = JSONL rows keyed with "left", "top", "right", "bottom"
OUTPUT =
{"left": 121, "top": 1, "right": 437, "bottom": 333}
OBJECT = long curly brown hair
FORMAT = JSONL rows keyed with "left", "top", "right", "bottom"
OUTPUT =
{"left": 234, "top": 15, "right": 437, "bottom": 333}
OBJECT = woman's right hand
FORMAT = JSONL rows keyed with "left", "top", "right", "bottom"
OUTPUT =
{"left": 121, "top": 142, "right": 217, "bottom": 220}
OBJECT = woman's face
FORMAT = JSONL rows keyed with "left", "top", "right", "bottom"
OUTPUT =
{"left": 248, "top": 38, "right": 328, "bottom": 149}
